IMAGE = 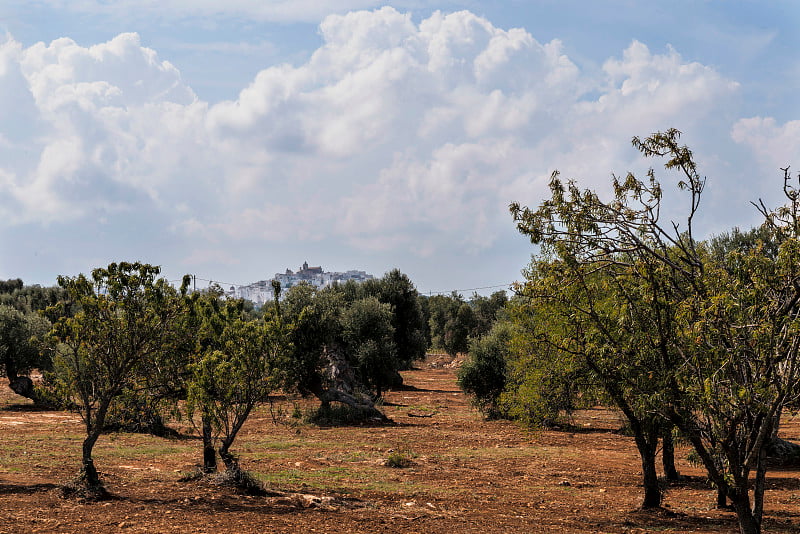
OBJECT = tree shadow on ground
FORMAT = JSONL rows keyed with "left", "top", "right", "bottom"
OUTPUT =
{"left": 765, "top": 477, "right": 800, "bottom": 490}
{"left": 604, "top": 505, "right": 800, "bottom": 533}
{"left": 560, "top": 427, "right": 625, "bottom": 435}
{"left": 661, "top": 474, "right": 713, "bottom": 489}
{"left": 391, "top": 385, "right": 459, "bottom": 394}
{"left": 313, "top": 420, "right": 397, "bottom": 429}
{"left": 603, "top": 507, "right": 738, "bottom": 533}
{"left": 770, "top": 510, "right": 800, "bottom": 519}
{"left": 116, "top": 487, "right": 364, "bottom": 516}
{"left": 1, "top": 403, "right": 54, "bottom": 412}
{"left": 0, "top": 482, "right": 59, "bottom": 495}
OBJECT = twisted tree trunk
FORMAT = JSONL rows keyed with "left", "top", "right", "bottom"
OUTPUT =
{"left": 308, "top": 345, "right": 390, "bottom": 422}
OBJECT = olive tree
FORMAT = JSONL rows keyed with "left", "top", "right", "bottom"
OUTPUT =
{"left": 511, "top": 129, "right": 800, "bottom": 533}
{"left": 47, "top": 262, "right": 187, "bottom": 497}
{"left": 367, "top": 269, "right": 428, "bottom": 369}
{"left": 428, "top": 292, "right": 475, "bottom": 357}
{"left": 0, "top": 281, "right": 71, "bottom": 403}
{"left": 457, "top": 320, "right": 514, "bottom": 419}
{"left": 341, "top": 296, "right": 398, "bottom": 399}
{"left": 492, "top": 295, "right": 597, "bottom": 429}
{"left": 187, "top": 310, "right": 286, "bottom": 482}
{"left": 0, "top": 305, "right": 51, "bottom": 401}
{"left": 280, "top": 283, "right": 395, "bottom": 421}
{"left": 185, "top": 289, "right": 250, "bottom": 472}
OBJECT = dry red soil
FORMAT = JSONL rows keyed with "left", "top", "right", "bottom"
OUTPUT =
{"left": 1, "top": 360, "right": 800, "bottom": 533}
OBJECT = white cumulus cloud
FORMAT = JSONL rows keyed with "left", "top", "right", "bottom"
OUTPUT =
{"left": 0, "top": 7, "right": 746, "bottom": 279}
{"left": 731, "top": 117, "right": 800, "bottom": 170}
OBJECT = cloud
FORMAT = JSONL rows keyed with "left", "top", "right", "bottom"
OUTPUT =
{"left": 0, "top": 32, "right": 204, "bottom": 224}
{"left": 0, "top": 7, "right": 744, "bottom": 281}
{"left": 731, "top": 117, "right": 800, "bottom": 170}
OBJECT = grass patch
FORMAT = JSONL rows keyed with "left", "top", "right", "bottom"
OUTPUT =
{"left": 95, "top": 442, "right": 188, "bottom": 460}
{"left": 257, "top": 468, "right": 321, "bottom": 488}
{"left": 444, "top": 444, "right": 560, "bottom": 460}
{"left": 0, "top": 435, "right": 83, "bottom": 470}
{"left": 385, "top": 449, "right": 415, "bottom": 468}
{"left": 251, "top": 464, "right": 443, "bottom": 496}
{"left": 336, "top": 450, "right": 375, "bottom": 462}
{"left": 251, "top": 440, "right": 303, "bottom": 450}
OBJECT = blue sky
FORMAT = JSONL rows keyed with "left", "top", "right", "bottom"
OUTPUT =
{"left": 0, "top": 1, "right": 798, "bottom": 294}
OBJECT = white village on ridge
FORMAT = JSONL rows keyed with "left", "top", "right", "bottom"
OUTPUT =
{"left": 229, "top": 262, "right": 375, "bottom": 304}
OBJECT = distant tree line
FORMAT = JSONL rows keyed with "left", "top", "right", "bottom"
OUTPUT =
{"left": 0, "top": 281, "right": 69, "bottom": 401}
{"left": 419, "top": 290, "right": 508, "bottom": 358}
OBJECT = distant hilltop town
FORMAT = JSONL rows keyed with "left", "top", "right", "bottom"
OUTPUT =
{"left": 227, "top": 262, "right": 374, "bottom": 305}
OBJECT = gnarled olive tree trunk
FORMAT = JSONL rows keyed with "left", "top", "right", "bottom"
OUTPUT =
{"left": 308, "top": 345, "right": 389, "bottom": 422}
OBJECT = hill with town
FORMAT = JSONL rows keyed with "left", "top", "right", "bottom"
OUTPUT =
{"left": 227, "top": 262, "right": 374, "bottom": 304}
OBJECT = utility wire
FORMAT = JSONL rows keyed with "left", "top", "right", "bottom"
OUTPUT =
{"left": 167, "top": 276, "right": 249, "bottom": 287}
{"left": 194, "top": 277, "right": 247, "bottom": 288}
{"left": 419, "top": 283, "right": 516, "bottom": 296}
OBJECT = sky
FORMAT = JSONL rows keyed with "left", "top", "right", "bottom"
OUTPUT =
{"left": 0, "top": 1, "right": 798, "bottom": 295}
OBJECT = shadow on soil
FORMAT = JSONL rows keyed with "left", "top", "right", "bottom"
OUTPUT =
{"left": 665, "top": 473, "right": 800, "bottom": 491}
{"left": 313, "top": 421, "right": 397, "bottom": 429}
{"left": 626, "top": 511, "right": 800, "bottom": 533}
{"left": 607, "top": 507, "right": 738, "bottom": 533}
{"left": 0, "top": 482, "right": 59, "bottom": 495}
{"left": 115, "top": 488, "right": 363, "bottom": 516}
{"left": 766, "top": 477, "right": 800, "bottom": 490}
{"left": 1, "top": 403, "right": 55, "bottom": 412}
{"left": 770, "top": 509, "right": 800, "bottom": 520}
{"left": 392, "top": 384, "right": 459, "bottom": 394}
{"left": 562, "top": 427, "right": 623, "bottom": 435}
{"left": 662, "top": 474, "right": 713, "bottom": 489}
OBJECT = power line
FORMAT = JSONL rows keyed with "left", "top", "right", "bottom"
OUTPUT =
{"left": 167, "top": 276, "right": 249, "bottom": 288}
{"left": 419, "top": 283, "right": 516, "bottom": 296}
{"left": 194, "top": 277, "right": 247, "bottom": 288}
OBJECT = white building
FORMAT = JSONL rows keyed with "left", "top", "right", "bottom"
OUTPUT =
{"left": 233, "top": 262, "right": 375, "bottom": 304}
